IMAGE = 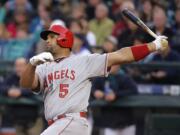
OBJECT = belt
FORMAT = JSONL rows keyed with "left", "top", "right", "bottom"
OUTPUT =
{"left": 48, "top": 112, "right": 87, "bottom": 126}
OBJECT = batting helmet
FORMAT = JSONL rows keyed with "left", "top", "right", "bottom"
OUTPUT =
{"left": 40, "top": 25, "right": 74, "bottom": 48}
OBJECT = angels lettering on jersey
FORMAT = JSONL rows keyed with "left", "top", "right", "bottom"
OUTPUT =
{"left": 43, "top": 68, "right": 75, "bottom": 97}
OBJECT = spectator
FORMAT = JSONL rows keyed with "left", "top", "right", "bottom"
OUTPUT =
{"left": 125, "top": 35, "right": 156, "bottom": 82}
{"left": 16, "top": 27, "right": 29, "bottom": 39}
{"left": 33, "top": 8, "right": 58, "bottom": 54}
{"left": 86, "top": 0, "right": 102, "bottom": 20}
{"left": 140, "top": 0, "right": 154, "bottom": 25}
{"left": 173, "top": 7, "right": 180, "bottom": 32}
{"left": 6, "top": 8, "right": 30, "bottom": 38}
{"left": 29, "top": 3, "right": 51, "bottom": 33}
{"left": 145, "top": 48, "right": 180, "bottom": 84}
{"left": 71, "top": 33, "right": 91, "bottom": 56}
{"left": 145, "top": 4, "right": 174, "bottom": 44}
{"left": 69, "top": 19, "right": 83, "bottom": 34}
{"left": 91, "top": 64, "right": 137, "bottom": 135}
{"left": 71, "top": 3, "right": 87, "bottom": 20}
{"left": 0, "top": 23, "right": 10, "bottom": 40}
{"left": 80, "top": 17, "right": 97, "bottom": 47}
{"left": 111, "top": 0, "right": 124, "bottom": 20}
{"left": 38, "top": 0, "right": 52, "bottom": 7}
{"left": 172, "top": 8, "right": 180, "bottom": 52}
{"left": 2, "top": 32, "right": 37, "bottom": 61}
{"left": 1, "top": 57, "right": 32, "bottom": 98}
{"left": 117, "top": 11, "right": 145, "bottom": 49}
{"left": 0, "top": 3, "right": 6, "bottom": 23}
{"left": 102, "top": 35, "right": 118, "bottom": 53}
{"left": 89, "top": 3, "right": 114, "bottom": 46}
{"left": 175, "top": 0, "right": 180, "bottom": 8}
{"left": 69, "top": 18, "right": 96, "bottom": 47}
{"left": 91, "top": 35, "right": 137, "bottom": 135}
{"left": 112, "top": 0, "right": 135, "bottom": 38}
{"left": 56, "top": 0, "right": 72, "bottom": 18}
{"left": 49, "top": 1, "right": 67, "bottom": 22}
{"left": 4, "top": 0, "right": 34, "bottom": 29}
{"left": 0, "top": 57, "right": 42, "bottom": 135}
{"left": 5, "top": 0, "right": 33, "bottom": 13}
{"left": 0, "top": 0, "right": 179, "bottom": 134}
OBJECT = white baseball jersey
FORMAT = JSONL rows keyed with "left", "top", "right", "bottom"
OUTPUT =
{"left": 35, "top": 53, "right": 109, "bottom": 120}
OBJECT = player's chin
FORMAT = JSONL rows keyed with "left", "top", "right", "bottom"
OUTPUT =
{"left": 45, "top": 46, "right": 52, "bottom": 52}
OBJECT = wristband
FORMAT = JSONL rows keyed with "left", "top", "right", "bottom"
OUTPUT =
{"left": 131, "top": 44, "right": 150, "bottom": 61}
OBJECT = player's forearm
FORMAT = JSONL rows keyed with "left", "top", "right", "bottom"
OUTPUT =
{"left": 108, "top": 42, "right": 156, "bottom": 66}
{"left": 20, "top": 63, "right": 37, "bottom": 89}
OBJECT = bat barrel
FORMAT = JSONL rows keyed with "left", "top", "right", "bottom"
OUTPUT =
{"left": 121, "top": 8, "right": 158, "bottom": 39}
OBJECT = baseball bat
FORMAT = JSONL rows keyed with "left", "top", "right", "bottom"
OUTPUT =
{"left": 121, "top": 8, "right": 158, "bottom": 39}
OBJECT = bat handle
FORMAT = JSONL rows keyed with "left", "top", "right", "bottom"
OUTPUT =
{"left": 139, "top": 19, "right": 158, "bottom": 38}
{"left": 147, "top": 29, "right": 158, "bottom": 39}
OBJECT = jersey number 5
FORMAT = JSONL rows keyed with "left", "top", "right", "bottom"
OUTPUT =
{"left": 59, "top": 84, "right": 69, "bottom": 98}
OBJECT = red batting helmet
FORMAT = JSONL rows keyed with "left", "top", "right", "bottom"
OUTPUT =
{"left": 40, "top": 25, "right": 74, "bottom": 48}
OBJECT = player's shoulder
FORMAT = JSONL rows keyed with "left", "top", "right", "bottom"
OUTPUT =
{"left": 68, "top": 53, "right": 105, "bottom": 61}
{"left": 68, "top": 54, "right": 90, "bottom": 60}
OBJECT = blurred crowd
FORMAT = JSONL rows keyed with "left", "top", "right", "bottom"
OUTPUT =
{"left": 0, "top": 0, "right": 180, "bottom": 83}
{"left": 0, "top": 0, "right": 180, "bottom": 135}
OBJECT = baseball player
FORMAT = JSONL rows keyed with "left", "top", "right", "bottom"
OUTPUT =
{"left": 20, "top": 24, "right": 169, "bottom": 135}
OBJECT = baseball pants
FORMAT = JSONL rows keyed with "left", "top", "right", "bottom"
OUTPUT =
{"left": 41, "top": 113, "right": 89, "bottom": 135}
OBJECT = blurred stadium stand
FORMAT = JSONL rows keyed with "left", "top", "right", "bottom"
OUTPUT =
{"left": 1, "top": 61, "right": 180, "bottom": 135}
{"left": 0, "top": 0, "right": 180, "bottom": 135}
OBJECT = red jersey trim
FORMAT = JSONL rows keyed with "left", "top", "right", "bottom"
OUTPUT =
{"left": 104, "top": 54, "right": 109, "bottom": 77}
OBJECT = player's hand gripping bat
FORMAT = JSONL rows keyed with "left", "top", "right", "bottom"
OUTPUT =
{"left": 121, "top": 8, "right": 158, "bottom": 38}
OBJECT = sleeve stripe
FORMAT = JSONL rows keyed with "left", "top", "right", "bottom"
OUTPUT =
{"left": 104, "top": 54, "right": 109, "bottom": 77}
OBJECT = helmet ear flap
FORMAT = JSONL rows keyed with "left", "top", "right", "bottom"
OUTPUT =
{"left": 56, "top": 37, "right": 67, "bottom": 47}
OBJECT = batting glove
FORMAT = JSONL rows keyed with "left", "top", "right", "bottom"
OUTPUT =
{"left": 153, "top": 36, "right": 168, "bottom": 51}
{"left": 30, "top": 52, "right": 54, "bottom": 66}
